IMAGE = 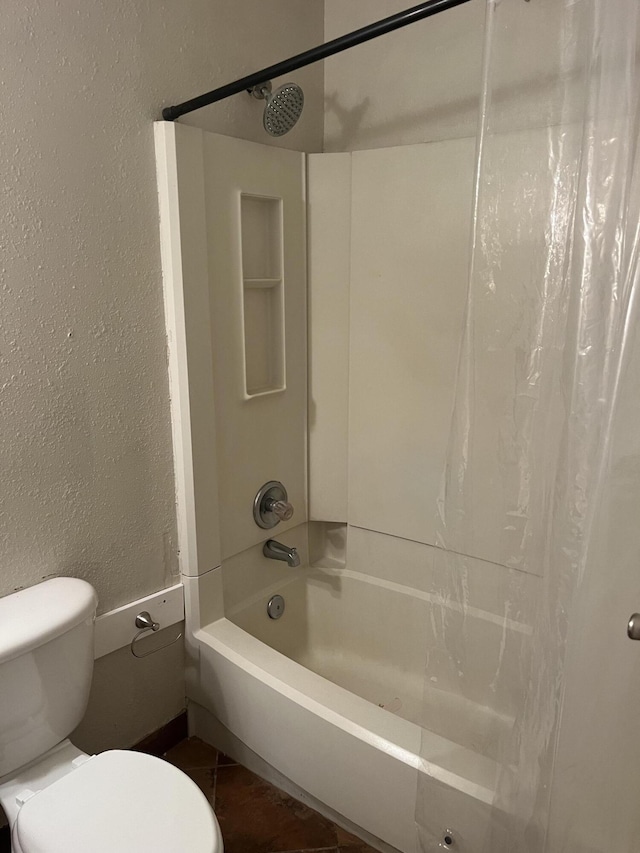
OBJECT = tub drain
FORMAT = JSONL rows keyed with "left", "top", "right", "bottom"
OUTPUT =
{"left": 267, "top": 594, "right": 285, "bottom": 619}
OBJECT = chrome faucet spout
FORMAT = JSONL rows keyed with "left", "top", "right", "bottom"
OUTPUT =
{"left": 263, "top": 539, "right": 301, "bottom": 567}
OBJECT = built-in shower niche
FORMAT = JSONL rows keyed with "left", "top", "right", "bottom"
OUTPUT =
{"left": 240, "top": 194, "right": 285, "bottom": 398}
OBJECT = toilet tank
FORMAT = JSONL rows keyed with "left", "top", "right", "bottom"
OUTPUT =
{"left": 0, "top": 578, "right": 98, "bottom": 778}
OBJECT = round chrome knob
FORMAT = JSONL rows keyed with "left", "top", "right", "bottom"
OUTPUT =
{"left": 264, "top": 498, "right": 294, "bottom": 522}
{"left": 628, "top": 613, "right": 640, "bottom": 640}
{"left": 253, "top": 481, "right": 294, "bottom": 529}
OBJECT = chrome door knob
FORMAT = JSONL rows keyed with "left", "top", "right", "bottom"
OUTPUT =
{"left": 627, "top": 613, "right": 640, "bottom": 640}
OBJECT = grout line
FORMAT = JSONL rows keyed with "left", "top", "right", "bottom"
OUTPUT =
{"left": 271, "top": 848, "right": 339, "bottom": 853}
{"left": 223, "top": 753, "right": 239, "bottom": 765}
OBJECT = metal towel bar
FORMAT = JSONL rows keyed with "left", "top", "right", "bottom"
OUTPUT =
{"left": 130, "top": 610, "right": 183, "bottom": 658}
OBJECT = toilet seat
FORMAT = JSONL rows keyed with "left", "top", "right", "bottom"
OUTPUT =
{"left": 13, "top": 749, "right": 223, "bottom": 853}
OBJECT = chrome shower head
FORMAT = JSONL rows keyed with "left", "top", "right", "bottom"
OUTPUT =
{"left": 250, "top": 81, "right": 304, "bottom": 137}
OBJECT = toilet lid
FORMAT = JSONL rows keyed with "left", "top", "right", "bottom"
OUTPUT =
{"left": 15, "top": 750, "right": 223, "bottom": 853}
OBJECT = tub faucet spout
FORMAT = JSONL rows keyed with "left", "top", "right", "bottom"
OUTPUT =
{"left": 263, "top": 539, "right": 301, "bottom": 567}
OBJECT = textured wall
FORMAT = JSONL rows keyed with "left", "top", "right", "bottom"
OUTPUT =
{"left": 0, "top": 0, "right": 324, "bottom": 613}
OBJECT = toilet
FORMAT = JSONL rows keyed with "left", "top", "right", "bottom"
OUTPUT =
{"left": 0, "top": 577, "right": 223, "bottom": 852}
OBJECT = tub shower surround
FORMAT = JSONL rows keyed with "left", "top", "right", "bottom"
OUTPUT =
{"left": 155, "top": 113, "right": 550, "bottom": 853}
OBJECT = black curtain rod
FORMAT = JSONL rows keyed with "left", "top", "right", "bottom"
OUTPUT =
{"left": 162, "top": 0, "right": 472, "bottom": 121}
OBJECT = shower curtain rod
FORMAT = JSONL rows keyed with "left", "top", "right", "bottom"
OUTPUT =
{"left": 162, "top": 0, "right": 472, "bottom": 121}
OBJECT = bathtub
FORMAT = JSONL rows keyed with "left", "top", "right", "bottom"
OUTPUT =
{"left": 187, "top": 565, "right": 527, "bottom": 853}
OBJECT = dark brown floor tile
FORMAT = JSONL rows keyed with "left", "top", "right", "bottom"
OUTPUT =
{"left": 215, "top": 764, "right": 338, "bottom": 853}
{"left": 164, "top": 736, "right": 218, "bottom": 770}
{"left": 336, "top": 826, "right": 380, "bottom": 852}
{"left": 0, "top": 824, "right": 9, "bottom": 853}
{"left": 216, "top": 751, "right": 238, "bottom": 766}
{"left": 185, "top": 767, "right": 216, "bottom": 804}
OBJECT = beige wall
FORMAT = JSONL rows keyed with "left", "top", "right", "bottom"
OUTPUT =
{"left": 324, "top": 0, "right": 580, "bottom": 152}
{"left": 324, "top": 0, "right": 485, "bottom": 151}
{"left": 72, "top": 627, "right": 186, "bottom": 754}
{"left": 317, "top": 0, "right": 580, "bottom": 570}
{"left": 0, "top": 0, "right": 324, "bottom": 761}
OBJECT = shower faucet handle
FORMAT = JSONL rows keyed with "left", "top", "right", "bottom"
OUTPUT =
{"left": 264, "top": 498, "right": 294, "bottom": 522}
{"left": 253, "top": 481, "right": 294, "bottom": 529}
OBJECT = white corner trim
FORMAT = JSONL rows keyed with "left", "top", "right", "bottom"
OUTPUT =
{"left": 94, "top": 583, "right": 184, "bottom": 659}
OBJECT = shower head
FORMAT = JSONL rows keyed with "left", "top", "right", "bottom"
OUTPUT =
{"left": 250, "top": 81, "right": 304, "bottom": 137}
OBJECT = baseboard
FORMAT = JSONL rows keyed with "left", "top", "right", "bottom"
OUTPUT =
{"left": 132, "top": 709, "right": 188, "bottom": 757}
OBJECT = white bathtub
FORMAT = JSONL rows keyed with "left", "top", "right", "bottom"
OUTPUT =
{"left": 188, "top": 565, "right": 528, "bottom": 853}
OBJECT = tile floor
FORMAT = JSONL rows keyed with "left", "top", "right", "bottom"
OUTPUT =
{"left": 165, "top": 737, "right": 381, "bottom": 853}
{"left": 0, "top": 737, "right": 380, "bottom": 853}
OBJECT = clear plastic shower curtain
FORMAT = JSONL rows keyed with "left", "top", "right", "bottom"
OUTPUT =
{"left": 417, "top": 1, "right": 640, "bottom": 851}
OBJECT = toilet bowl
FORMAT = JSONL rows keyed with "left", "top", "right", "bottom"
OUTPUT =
{"left": 0, "top": 577, "right": 223, "bottom": 852}
{"left": 5, "top": 747, "right": 222, "bottom": 853}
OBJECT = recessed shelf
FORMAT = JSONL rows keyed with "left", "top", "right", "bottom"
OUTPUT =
{"left": 240, "top": 195, "right": 282, "bottom": 280}
{"left": 240, "top": 194, "right": 286, "bottom": 399}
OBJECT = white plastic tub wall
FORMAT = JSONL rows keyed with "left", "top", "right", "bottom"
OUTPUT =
{"left": 187, "top": 567, "right": 527, "bottom": 853}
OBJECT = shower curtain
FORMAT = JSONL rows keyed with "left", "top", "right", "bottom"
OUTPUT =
{"left": 417, "top": 0, "right": 640, "bottom": 850}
